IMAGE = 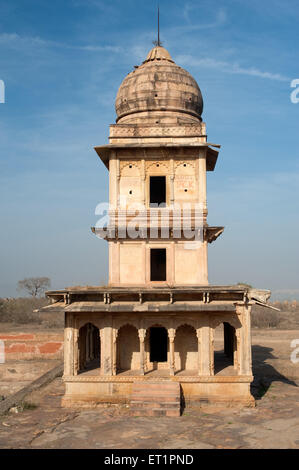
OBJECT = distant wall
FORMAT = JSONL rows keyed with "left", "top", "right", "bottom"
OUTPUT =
{"left": 0, "top": 332, "right": 63, "bottom": 360}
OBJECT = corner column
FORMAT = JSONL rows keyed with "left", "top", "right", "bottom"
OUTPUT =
{"left": 168, "top": 328, "right": 176, "bottom": 376}
{"left": 138, "top": 329, "right": 146, "bottom": 375}
{"left": 236, "top": 303, "right": 252, "bottom": 376}
{"left": 64, "top": 312, "right": 73, "bottom": 376}
{"left": 199, "top": 317, "right": 213, "bottom": 375}
{"left": 101, "top": 317, "right": 113, "bottom": 376}
{"left": 73, "top": 327, "right": 79, "bottom": 376}
{"left": 112, "top": 329, "right": 118, "bottom": 376}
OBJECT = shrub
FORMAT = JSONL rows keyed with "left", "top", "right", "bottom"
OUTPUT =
{"left": 0, "top": 297, "right": 56, "bottom": 325}
{"left": 251, "top": 305, "right": 280, "bottom": 328}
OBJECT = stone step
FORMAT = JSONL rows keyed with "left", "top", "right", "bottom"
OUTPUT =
{"left": 131, "top": 402, "right": 179, "bottom": 409}
{"left": 130, "top": 407, "right": 181, "bottom": 417}
{"left": 132, "top": 395, "right": 179, "bottom": 401}
{"left": 130, "top": 382, "right": 181, "bottom": 417}
{"left": 132, "top": 393, "right": 180, "bottom": 399}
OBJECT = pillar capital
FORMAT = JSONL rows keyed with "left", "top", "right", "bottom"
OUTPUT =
{"left": 168, "top": 328, "right": 176, "bottom": 341}
{"left": 138, "top": 328, "right": 146, "bottom": 341}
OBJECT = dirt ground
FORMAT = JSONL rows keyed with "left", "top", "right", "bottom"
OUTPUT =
{"left": 0, "top": 327, "right": 298, "bottom": 449}
{"left": 0, "top": 359, "right": 62, "bottom": 397}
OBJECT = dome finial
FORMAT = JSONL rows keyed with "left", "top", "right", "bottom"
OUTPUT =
{"left": 158, "top": 5, "right": 161, "bottom": 47}
{"left": 152, "top": 5, "right": 162, "bottom": 47}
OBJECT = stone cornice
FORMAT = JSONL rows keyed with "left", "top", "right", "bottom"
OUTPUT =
{"left": 91, "top": 225, "right": 224, "bottom": 243}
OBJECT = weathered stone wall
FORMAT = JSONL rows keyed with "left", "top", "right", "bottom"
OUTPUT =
{"left": 0, "top": 332, "right": 63, "bottom": 360}
{"left": 174, "top": 325, "right": 198, "bottom": 370}
{"left": 117, "top": 325, "right": 139, "bottom": 371}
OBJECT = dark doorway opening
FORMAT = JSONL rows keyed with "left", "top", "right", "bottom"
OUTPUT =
{"left": 150, "top": 327, "right": 168, "bottom": 362}
{"left": 150, "top": 248, "right": 166, "bottom": 281}
{"left": 214, "top": 322, "right": 236, "bottom": 375}
{"left": 150, "top": 176, "right": 166, "bottom": 206}
{"left": 78, "top": 323, "right": 101, "bottom": 374}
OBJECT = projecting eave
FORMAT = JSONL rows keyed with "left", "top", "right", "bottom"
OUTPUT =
{"left": 43, "top": 285, "right": 272, "bottom": 312}
{"left": 90, "top": 225, "right": 224, "bottom": 243}
{"left": 94, "top": 142, "right": 220, "bottom": 171}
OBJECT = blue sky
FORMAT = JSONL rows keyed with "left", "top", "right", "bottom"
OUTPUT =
{"left": 0, "top": 0, "right": 298, "bottom": 299}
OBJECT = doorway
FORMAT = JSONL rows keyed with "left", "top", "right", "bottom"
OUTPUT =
{"left": 150, "top": 327, "right": 168, "bottom": 362}
{"left": 78, "top": 323, "right": 101, "bottom": 373}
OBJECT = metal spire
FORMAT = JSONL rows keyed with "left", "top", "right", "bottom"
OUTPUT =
{"left": 153, "top": 5, "right": 162, "bottom": 47}
{"left": 158, "top": 5, "right": 160, "bottom": 46}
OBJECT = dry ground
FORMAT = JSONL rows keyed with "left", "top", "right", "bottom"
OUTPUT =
{"left": 0, "top": 327, "right": 298, "bottom": 449}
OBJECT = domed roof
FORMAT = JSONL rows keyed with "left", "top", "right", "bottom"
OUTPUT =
{"left": 115, "top": 46, "right": 203, "bottom": 124}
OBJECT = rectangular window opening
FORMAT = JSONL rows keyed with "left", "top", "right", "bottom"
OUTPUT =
{"left": 150, "top": 248, "right": 166, "bottom": 281}
{"left": 150, "top": 176, "right": 166, "bottom": 207}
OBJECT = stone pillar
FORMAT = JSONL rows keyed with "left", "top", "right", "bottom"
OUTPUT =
{"left": 233, "top": 331, "right": 238, "bottom": 370}
{"left": 168, "top": 329, "right": 175, "bottom": 376}
{"left": 73, "top": 328, "right": 79, "bottom": 376}
{"left": 101, "top": 319, "right": 113, "bottom": 376}
{"left": 142, "top": 158, "right": 146, "bottom": 206}
{"left": 196, "top": 328, "right": 201, "bottom": 374}
{"left": 138, "top": 329, "right": 146, "bottom": 375}
{"left": 109, "top": 151, "right": 118, "bottom": 208}
{"left": 64, "top": 313, "right": 73, "bottom": 376}
{"left": 198, "top": 152, "right": 207, "bottom": 210}
{"left": 170, "top": 175, "right": 174, "bottom": 206}
{"left": 112, "top": 329, "right": 118, "bottom": 376}
{"left": 236, "top": 303, "right": 252, "bottom": 376}
{"left": 170, "top": 157, "right": 174, "bottom": 206}
{"left": 85, "top": 325, "right": 90, "bottom": 362}
{"left": 210, "top": 327, "right": 214, "bottom": 375}
{"left": 199, "top": 319, "right": 213, "bottom": 376}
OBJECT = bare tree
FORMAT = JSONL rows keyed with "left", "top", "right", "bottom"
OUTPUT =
{"left": 17, "top": 277, "right": 51, "bottom": 297}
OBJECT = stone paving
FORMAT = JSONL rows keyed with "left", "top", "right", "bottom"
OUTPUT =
{"left": 0, "top": 375, "right": 298, "bottom": 449}
{"left": 0, "top": 328, "right": 298, "bottom": 449}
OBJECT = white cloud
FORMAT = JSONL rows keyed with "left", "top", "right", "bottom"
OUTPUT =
{"left": 175, "top": 55, "right": 290, "bottom": 82}
{"left": 182, "top": 5, "right": 226, "bottom": 30}
{"left": 0, "top": 32, "right": 120, "bottom": 53}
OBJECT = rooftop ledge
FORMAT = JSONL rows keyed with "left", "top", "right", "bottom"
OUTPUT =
{"left": 94, "top": 142, "right": 220, "bottom": 171}
{"left": 43, "top": 286, "right": 273, "bottom": 312}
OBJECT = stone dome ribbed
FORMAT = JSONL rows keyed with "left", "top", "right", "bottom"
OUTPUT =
{"left": 115, "top": 46, "right": 203, "bottom": 124}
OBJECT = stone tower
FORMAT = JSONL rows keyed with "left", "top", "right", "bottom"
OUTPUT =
{"left": 45, "top": 43, "right": 271, "bottom": 410}
{"left": 94, "top": 45, "right": 223, "bottom": 287}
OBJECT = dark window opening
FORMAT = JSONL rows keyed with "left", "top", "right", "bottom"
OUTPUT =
{"left": 150, "top": 176, "right": 166, "bottom": 206}
{"left": 150, "top": 327, "right": 168, "bottom": 362}
{"left": 150, "top": 248, "right": 166, "bottom": 281}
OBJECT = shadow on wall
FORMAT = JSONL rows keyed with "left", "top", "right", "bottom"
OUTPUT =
{"left": 251, "top": 345, "right": 298, "bottom": 400}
